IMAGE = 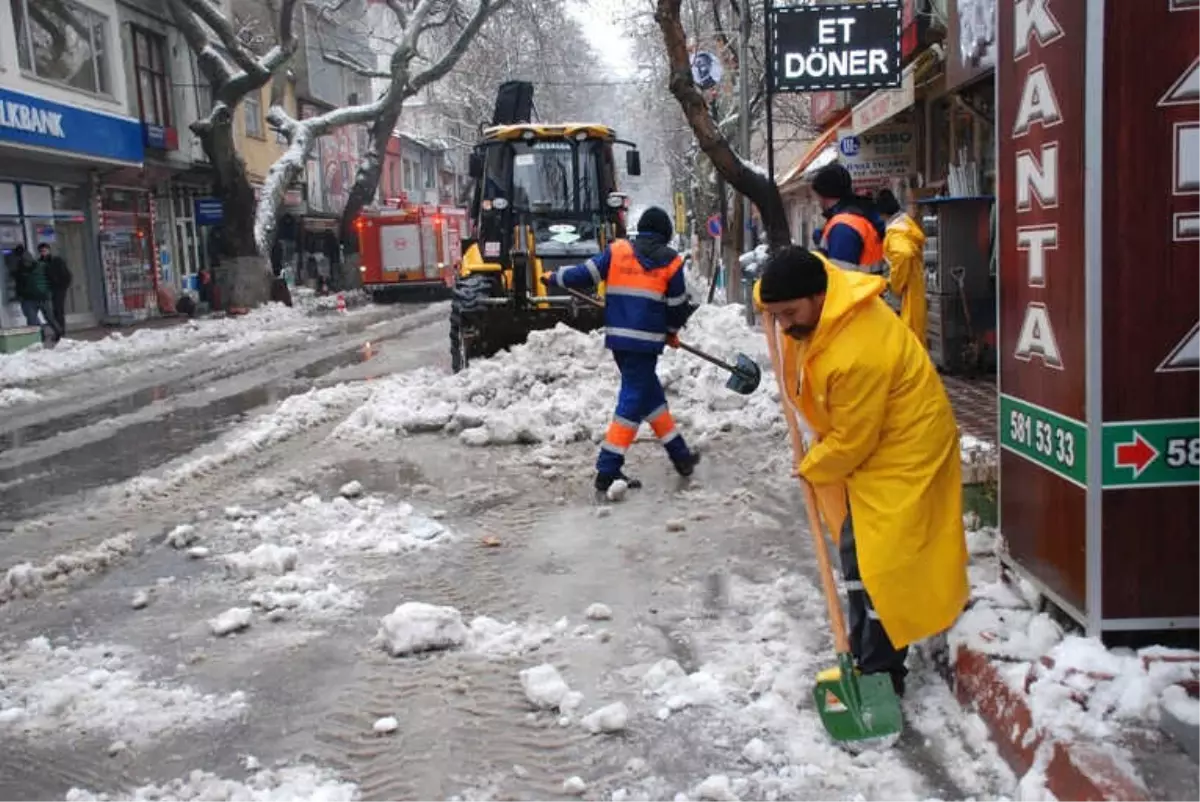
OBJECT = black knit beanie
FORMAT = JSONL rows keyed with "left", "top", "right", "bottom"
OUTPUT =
{"left": 811, "top": 163, "right": 853, "bottom": 201}
{"left": 637, "top": 206, "right": 673, "bottom": 240}
{"left": 757, "top": 246, "right": 829, "bottom": 302}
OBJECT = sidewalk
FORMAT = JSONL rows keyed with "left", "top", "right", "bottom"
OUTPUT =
{"left": 950, "top": 532, "right": 1199, "bottom": 800}
{"left": 944, "top": 374, "right": 997, "bottom": 448}
{"left": 68, "top": 315, "right": 191, "bottom": 344}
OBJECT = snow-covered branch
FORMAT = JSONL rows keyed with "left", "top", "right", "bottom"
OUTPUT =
{"left": 169, "top": 0, "right": 299, "bottom": 132}
{"left": 411, "top": 0, "right": 509, "bottom": 92}
{"left": 255, "top": 96, "right": 387, "bottom": 252}
{"left": 176, "top": 0, "right": 265, "bottom": 77}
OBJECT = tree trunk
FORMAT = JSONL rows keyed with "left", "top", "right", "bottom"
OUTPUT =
{"left": 198, "top": 117, "right": 271, "bottom": 309}
{"left": 655, "top": 0, "right": 791, "bottom": 251}
{"left": 339, "top": 103, "right": 403, "bottom": 245}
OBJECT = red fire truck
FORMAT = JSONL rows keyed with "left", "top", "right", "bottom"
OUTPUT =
{"left": 355, "top": 204, "right": 467, "bottom": 301}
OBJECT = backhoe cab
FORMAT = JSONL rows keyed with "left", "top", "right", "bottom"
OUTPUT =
{"left": 449, "top": 82, "right": 641, "bottom": 372}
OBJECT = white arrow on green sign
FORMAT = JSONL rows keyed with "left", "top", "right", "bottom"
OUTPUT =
{"left": 1102, "top": 419, "right": 1200, "bottom": 489}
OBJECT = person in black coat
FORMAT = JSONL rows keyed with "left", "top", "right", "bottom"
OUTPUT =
{"left": 38, "top": 242, "right": 72, "bottom": 335}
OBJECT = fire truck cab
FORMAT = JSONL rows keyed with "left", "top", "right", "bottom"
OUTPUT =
{"left": 355, "top": 204, "right": 467, "bottom": 302}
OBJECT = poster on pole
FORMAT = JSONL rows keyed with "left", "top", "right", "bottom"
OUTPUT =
{"left": 769, "top": 1, "right": 902, "bottom": 93}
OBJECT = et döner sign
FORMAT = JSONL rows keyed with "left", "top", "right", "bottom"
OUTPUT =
{"left": 770, "top": 2, "right": 903, "bottom": 93}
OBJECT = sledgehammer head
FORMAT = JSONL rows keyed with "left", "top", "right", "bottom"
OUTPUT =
{"left": 725, "top": 353, "right": 762, "bottom": 395}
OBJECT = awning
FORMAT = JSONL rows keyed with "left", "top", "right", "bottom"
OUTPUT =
{"left": 850, "top": 46, "right": 943, "bottom": 135}
{"left": 801, "top": 145, "right": 838, "bottom": 180}
{"left": 778, "top": 110, "right": 852, "bottom": 192}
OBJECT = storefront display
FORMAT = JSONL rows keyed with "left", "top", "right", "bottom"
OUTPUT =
{"left": 99, "top": 188, "right": 158, "bottom": 320}
{"left": 0, "top": 181, "right": 93, "bottom": 330}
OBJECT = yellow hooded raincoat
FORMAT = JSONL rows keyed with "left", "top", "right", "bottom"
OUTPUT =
{"left": 883, "top": 213, "right": 928, "bottom": 345}
{"left": 755, "top": 258, "right": 967, "bottom": 649}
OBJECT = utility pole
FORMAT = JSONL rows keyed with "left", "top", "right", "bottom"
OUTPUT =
{"left": 738, "top": 0, "right": 753, "bottom": 320}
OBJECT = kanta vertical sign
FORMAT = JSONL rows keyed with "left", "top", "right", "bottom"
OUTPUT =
{"left": 998, "top": 0, "right": 1089, "bottom": 612}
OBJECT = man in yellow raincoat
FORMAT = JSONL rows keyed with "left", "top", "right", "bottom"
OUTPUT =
{"left": 754, "top": 246, "right": 967, "bottom": 696}
{"left": 875, "top": 189, "right": 928, "bottom": 345}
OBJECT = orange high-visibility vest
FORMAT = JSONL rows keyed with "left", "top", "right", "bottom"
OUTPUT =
{"left": 821, "top": 212, "right": 886, "bottom": 273}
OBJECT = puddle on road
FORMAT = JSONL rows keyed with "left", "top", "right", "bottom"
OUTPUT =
{"left": 0, "top": 341, "right": 382, "bottom": 521}
{"left": 0, "top": 339, "right": 383, "bottom": 454}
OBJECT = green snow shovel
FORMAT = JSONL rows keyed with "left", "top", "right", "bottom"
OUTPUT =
{"left": 561, "top": 286, "right": 761, "bottom": 395}
{"left": 762, "top": 311, "right": 903, "bottom": 747}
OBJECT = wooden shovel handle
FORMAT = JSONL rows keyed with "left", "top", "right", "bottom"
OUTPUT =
{"left": 761, "top": 312, "right": 852, "bottom": 656}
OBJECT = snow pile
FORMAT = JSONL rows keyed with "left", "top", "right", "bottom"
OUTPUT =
{"left": 337, "top": 305, "right": 782, "bottom": 447}
{"left": 211, "top": 493, "right": 452, "bottom": 560}
{"left": 952, "top": 525, "right": 1200, "bottom": 744}
{"left": 520, "top": 663, "right": 572, "bottom": 710}
{"left": 374, "top": 603, "right": 574, "bottom": 661}
{"left": 375, "top": 602, "right": 468, "bottom": 656}
{"left": 613, "top": 570, "right": 1013, "bottom": 801}
{"left": 580, "top": 701, "right": 629, "bottom": 734}
{"left": 1, "top": 533, "right": 136, "bottom": 608}
{"left": 208, "top": 607, "right": 254, "bottom": 636}
{"left": 124, "top": 383, "right": 371, "bottom": 499}
{"left": 66, "top": 761, "right": 359, "bottom": 801}
{"left": 190, "top": 493, "right": 451, "bottom": 620}
{"left": 293, "top": 287, "right": 370, "bottom": 313}
{"left": 0, "top": 386, "right": 42, "bottom": 409}
{"left": 0, "top": 303, "right": 324, "bottom": 387}
{"left": 0, "top": 637, "right": 245, "bottom": 743}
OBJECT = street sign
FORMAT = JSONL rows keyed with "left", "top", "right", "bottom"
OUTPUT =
{"left": 1000, "top": 394, "right": 1087, "bottom": 488}
{"left": 194, "top": 198, "right": 223, "bottom": 226}
{"left": 706, "top": 214, "right": 722, "bottom": 238}
{"left": 1102, "top": 419, "right": 1200, "bottom": 488}
{"left": 998, "top": 0, "right": 1198, "bottom": 635}
{"left": 768, "top": 1, "right": 902, "bottom": 93}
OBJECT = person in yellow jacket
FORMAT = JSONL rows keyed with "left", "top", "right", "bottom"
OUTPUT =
{"left": 753, "top": 246, "right": 967, "bottom": 696}
{"left": 875, "top": 189, "right": 928, "bottom": 346}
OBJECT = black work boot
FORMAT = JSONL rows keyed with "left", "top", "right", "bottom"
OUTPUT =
{"left": 594, "top": 472, "right": 643, "bottom": 492}
{"left": 671, "top": 451, "right": 702, "bottom": 477}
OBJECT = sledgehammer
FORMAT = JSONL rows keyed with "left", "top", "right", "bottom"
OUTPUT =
{"left": 561, "top": 286, "right": 762, "bottom": 395}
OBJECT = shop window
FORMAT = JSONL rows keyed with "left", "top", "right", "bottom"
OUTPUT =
{"left": 132, "top": 26, "right": 171, "bottom": 127}
{"left": 244, "top": 89, "right": 264, "bottom": 138}
{"left": 10, "top": 0, "right": 111, "bottom": 96}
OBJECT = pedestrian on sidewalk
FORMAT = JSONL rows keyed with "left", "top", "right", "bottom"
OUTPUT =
{"left": 11, "top": 245, "right": 60, "bottom": 340}
{"left": 39, "top": 242, "right": 73, "bottom": 336}
{"left": 811, "top": 163, "right": 888, "bottom": 272}
{"left": 543, "top": 206, "right": 702, "bottom": 492}
{"left": 754, "top": 246, "right": 968, "bottom": 696}
{"left": 875, "top": 189, "right": 928, "bottom": 346}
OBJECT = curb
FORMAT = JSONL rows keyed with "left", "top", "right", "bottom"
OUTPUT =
{"left": 953, "top": 645, "right": 1151, "bottom": 801}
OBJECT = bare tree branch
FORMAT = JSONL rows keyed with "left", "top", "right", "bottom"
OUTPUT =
{"left": 411, "top": 0, "right": 509, "bottom": 92}
{"left": 654, "top": 0, "right": 790, "bottom": 250}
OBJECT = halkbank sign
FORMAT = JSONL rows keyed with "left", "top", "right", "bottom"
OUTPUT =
{"left": 0, "top": 87, "right": 143, "bottom": 165}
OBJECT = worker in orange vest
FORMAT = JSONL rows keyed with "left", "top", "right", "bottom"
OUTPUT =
{"left": 543, "top": 207, "right": 700, "bottom": 492}
{"left": 811, "top": 163, "right": 887, "bottom": 273}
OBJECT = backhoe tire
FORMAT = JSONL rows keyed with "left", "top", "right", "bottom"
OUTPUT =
{"left": 449, "top": 274, "right": 495, "bottom": 374}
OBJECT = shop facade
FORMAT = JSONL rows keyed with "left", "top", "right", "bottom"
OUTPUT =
{"left": 777, "top": 0, "right": 999, "bottom": 374}
{"left": 0, "top": 85, "right": 145, "bottom": 335}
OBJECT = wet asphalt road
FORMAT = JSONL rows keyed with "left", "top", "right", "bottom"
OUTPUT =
{"left": 0, "top": 302, "right": 447, "bottom": 524}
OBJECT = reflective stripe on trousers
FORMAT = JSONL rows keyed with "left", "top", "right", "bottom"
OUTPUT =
{"left": 645, "top": 403, "right": 681, "bottom": 446}
{"left": 838, "top": 509, "right": 908, "bottom": 675}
